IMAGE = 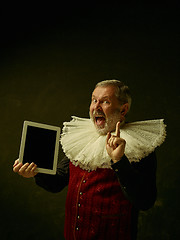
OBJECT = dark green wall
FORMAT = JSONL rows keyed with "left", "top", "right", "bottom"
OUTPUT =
{"left": 0, "top": 4, "right": 179, "bottom": 240}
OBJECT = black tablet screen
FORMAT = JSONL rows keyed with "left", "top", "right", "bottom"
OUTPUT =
{"left": 23, "top": 126, "right": 57, "bottom": 169}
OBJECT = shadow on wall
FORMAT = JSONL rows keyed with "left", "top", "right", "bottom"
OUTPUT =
{"left": 0, "top": 4, "right": 179, "bottom": 240}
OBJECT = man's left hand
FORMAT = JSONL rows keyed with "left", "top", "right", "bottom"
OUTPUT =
{"left": 106, "top": 121, "right": 126, "bottom": 163}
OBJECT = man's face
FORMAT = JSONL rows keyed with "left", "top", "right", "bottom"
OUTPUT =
{"left": 89, "top": 86, "right": 123, "bottom": 135}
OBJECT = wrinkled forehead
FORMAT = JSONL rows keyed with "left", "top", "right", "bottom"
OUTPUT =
{"left": 92, "top": 86, "right": 117, "bottom": 99}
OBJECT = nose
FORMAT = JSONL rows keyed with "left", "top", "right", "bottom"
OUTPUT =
{"left": 94, "top": 100, "right": 102, "bottom": 110}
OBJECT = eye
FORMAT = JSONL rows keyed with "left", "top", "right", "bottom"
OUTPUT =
{"left": 103, "top": 100, "right": 110, "bottom": 104}
{"left": 92, "top": 99, "right": 97, "bottom": 103}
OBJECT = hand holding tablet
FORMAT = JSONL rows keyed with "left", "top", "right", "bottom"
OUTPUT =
{"left": 13, "top": 121, "right": 61, "bottom": 176}
{"left": 13, "top": 159, "right": 38, "bottom": 178}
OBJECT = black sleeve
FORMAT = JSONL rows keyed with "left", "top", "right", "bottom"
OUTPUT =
{"left": 34, "top": 156, "right": 70, "bottom": 193}
{"left": 111, "top": 152, "right": 157, "bottom": 210}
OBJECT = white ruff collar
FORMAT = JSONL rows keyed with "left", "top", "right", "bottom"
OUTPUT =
{"left": 60, "top": 116, "right": 166, "bottom": 171}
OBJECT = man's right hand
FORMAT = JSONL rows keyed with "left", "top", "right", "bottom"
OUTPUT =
{"left": 13, "top": 159, "right": 38, "bottom": 178}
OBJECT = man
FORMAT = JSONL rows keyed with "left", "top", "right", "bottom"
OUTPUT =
{"left": 13, "top": 80, "right": 164, "bottom": 239}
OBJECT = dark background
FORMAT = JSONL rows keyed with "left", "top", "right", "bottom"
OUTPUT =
{"left": 0, "top": 3, "right": 179, "bottom": 240}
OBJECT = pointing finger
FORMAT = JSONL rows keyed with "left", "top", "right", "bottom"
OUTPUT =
{"left": 115, "top": 121, "right": 120, "bottom": 137}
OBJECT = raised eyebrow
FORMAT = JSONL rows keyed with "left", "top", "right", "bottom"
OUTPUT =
{"left": 100, "top": 97, "right": 111, "bottom": 101}
{"left": 92, "top": 95, "right": 110, "bottom": 100}
{"left": 91, "top": 95, "right": 97, "bottom": 101}
{"left": 102, "top": 97, "right": 110, "bottom": 101}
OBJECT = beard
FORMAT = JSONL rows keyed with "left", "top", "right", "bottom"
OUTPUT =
{"left": 89, "top": 109, "right": 121, "bottom": 135}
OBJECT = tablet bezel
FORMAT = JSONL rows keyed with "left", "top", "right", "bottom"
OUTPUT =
{"left": 19, "top": 121, "right": 60, "bottom": 175}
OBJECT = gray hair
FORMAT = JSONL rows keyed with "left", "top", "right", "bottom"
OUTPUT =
{"left": 95, "top": 79, "right": 132, "bottom": 111}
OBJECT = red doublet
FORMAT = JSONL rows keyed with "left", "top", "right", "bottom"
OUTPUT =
{"left": 64, "top": 162, "right": 133, "bottom": 240}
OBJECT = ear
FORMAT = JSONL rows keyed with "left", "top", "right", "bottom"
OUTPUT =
{"left": 120, "top": 103, "right": 129, "bottom": 117}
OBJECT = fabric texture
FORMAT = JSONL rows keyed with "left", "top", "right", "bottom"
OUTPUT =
{"left": 35, "top": 153, "right": 157, "bottom": 239}
{"left": 64, "top": 162, "right": 132, "bottom": 240}
{"left": 60, "top": 116, "right": 166, "bottom": 171}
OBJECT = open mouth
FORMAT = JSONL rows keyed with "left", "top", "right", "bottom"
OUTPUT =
{"left": 95, "top": 116, "right": 106, "bottom": 127}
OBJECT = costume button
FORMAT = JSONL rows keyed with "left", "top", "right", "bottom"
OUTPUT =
{"left": 76, "top": 227, "right": 79, "bottom": 231}
{"left": 77, "top": 215, "right": 80, "bottom": 219}
{"left": 78, "top": 203, "right": 81, "bottom": 207}
{"left": 80, "top": 192, "right": 83, "bottom": 195}
{"left": 83, "top": 180, "right": 86, "bottom": 183}
{"left": 115, "top": 169, "right": 118, "bottom": 172}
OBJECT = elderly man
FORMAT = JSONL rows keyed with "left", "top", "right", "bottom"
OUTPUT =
{"left": 13, "top": 80, "right": 166, "bottom": 240}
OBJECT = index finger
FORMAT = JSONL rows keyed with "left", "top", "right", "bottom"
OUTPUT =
{"left": 13, "top": 162, "right": 23, "bottom": 173}
{"left": 115, "top": 121, "right": 120, "bottom": 137}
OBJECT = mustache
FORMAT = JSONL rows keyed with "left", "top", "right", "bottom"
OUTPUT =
{"left": 92, "top": 110, "right": 105, "bottom": 117}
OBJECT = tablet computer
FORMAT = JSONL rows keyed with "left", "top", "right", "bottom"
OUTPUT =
{"left": 19, "top": 121, "right": 61, "bottom": 175}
